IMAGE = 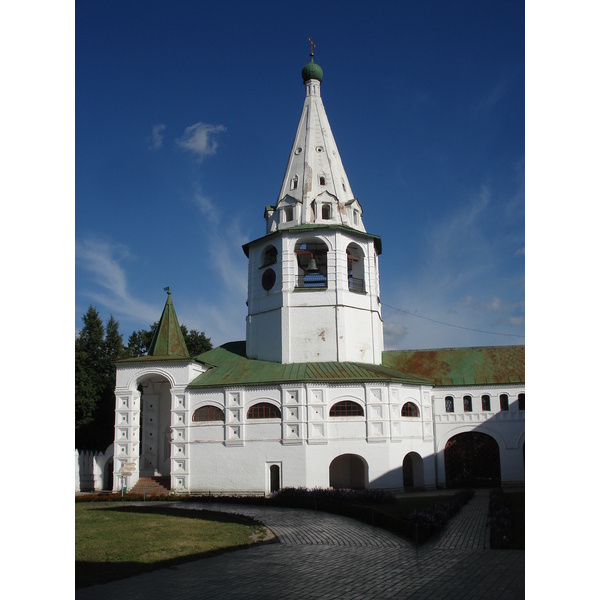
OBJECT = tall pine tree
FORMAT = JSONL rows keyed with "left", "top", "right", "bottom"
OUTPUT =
{"left": 75, "top": 307, "right": 104, "bottom": 435}
{"left": 75, "top": 307, "right": 212, "bottom": 450}
{"left": 75, "top": 308, "right": 125, "bottom": 450}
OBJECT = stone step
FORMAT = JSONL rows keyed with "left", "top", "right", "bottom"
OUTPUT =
{"left": 129, "top": 476, "right": 170, "bottom": 495}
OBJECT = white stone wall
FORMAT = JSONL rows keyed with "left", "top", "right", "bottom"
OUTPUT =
{"left": 111, "top": 362, "right": 525, "bottom": 495}
{"left": 75, "top": 444, "right": 113, "bottom": 492}
{"left": 183, "top": 381, "right": 440, "bottom": 493}
{"left": 432, "top": 385, "right": 525, "bottom": 487}
{"left": 246, "top": 229, "right": 383, "bottom": 364}
{"left": 112, "top": 360, "right": 207, "bottom": 492}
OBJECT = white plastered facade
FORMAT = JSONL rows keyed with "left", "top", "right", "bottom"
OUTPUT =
{"left": 112, "top": 57, "right": 524, "bottom": 495}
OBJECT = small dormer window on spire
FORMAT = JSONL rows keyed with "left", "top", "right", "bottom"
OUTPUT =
{"left": 319, "top": 175, "right": 326, "bottom": 186}
{"left": 291, "top": 175, "right": 298, "bottom": 190}
{"left": 322, "top": 204, "right": 331, "bottom": 220}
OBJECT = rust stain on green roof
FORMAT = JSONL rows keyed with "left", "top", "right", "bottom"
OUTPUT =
{"left": 382, "top": 345, "right": 524, "bottom": 387}
{"left": 189, "top": 342, "right": 431, "bottom": 388}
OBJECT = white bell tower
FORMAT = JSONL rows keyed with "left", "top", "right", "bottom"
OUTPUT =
{"left": 244, "top": 47, "right": 384, "bottom": 365}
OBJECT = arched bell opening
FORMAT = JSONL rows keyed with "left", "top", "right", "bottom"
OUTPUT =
{"left": 260, "top": 245, "right": 278, "bottom": 267}
{"left": 346, "top": 243, "right": 365, "bottom": 293}
{"left": 295, "top": 239, "right": 328, "bottom": 288}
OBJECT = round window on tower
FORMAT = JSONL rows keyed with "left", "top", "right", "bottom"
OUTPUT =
{"left": 262, "top": 268, "right": 276, "bottom": 291}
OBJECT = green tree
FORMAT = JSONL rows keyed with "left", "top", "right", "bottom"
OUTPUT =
{"left": 126, "top": 322, "right": 158, "bottom": 357}
{"left": 76, "top": 308, "right": 213, "bottom": 450}
{"left": 75, "top": 307, "right": 104, "bottom": 433}
{"left": 180, "top": 325, "right": 212, "bottom": 357}
{"left": 94, "top": 315, "right": 126, "bottom": 450}
{"left": 75, "top": 308, "right": 126, "bottom": 450}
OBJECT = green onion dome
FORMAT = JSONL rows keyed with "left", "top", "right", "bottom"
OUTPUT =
{"left": 302, "top": 56, "right": 323, "bottom": 83}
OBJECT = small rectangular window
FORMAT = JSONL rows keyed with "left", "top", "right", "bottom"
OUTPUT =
{"left": 500, "top": 394, "right": 509, "bottom": 411}
{"left": 481, "top": 395, "right": 491, "bottom": 411}
{"left": 463, "top": 395, "right": 472, "bottom": 412}
{"left": 445, "top": 396, "right": 454, "bottom": 412}
{"left": 518, "top": 393, "right": 525, "bottom": 411}
{"left": 322, "top": 204, "right": 331, "bottom": 219}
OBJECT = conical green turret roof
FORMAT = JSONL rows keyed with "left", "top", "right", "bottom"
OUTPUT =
{"left": 147, "top": 289, "right": 189, "bottom": 358}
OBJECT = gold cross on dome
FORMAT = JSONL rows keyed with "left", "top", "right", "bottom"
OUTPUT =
{"left": 309, "top": 37, "right": 315, "bottom": 56}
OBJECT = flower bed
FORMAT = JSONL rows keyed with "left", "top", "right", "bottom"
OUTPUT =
{"left": 270, "top": 486, "right": 396, "bottom": 508}
{"left": 405, "top": 489, "right": 475, "bottom": 543}
{"left": 76, "top": 492, "right": 171, "bottom": 502}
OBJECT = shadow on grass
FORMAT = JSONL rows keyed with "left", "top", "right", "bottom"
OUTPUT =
{"left": 76, "top": 506, "right": 276, "bottom": 589}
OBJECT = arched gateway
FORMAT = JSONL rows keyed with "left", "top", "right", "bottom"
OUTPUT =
{"left": 444, "top": 432, "right": 501, "bottom": 488}
{"left": 402, "top": 452, "right": 424, "bottom": 489}
{"left": 329, "top": 454, "right": 367, "bottom": 489}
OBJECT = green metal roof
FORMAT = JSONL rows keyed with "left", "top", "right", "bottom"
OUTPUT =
{"left": 189, "top": 342, "right": 431, "bottom": 389}
{"left": 147, "top": 290, "right": 189, "bottom": 358}
{"left": 382, "top": 346, "right": 525, "bottom": 387}
{"left": 116, "top": 354, "right": 197, "bottom": 365}
{"left": 116, "top": 291, "right": 194, "bottom": 365}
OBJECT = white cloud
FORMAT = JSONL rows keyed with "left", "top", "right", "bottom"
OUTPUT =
{"left": 483, "top": 297, "right": 502, "bottom": 311}
{"left": 384, "top": 322, "right": 408, "bottom": 348}
{"left": 149, "top": 123, "right": 166, "bottom": 149}
{"left": 382, "top": 183, "right": 524, "bottom": 349}
{"left": 188, "top": 226, "right": 249, "bottom": 345}
{"left": 176, "top": 122, "right": 226, "bottom": 161}
{"left": 173, "top": 189, "right": 252, "bottom": 345}
{"left": 192, "top": 187, "right": 220, "bottom": 225}
{"left": 76, "top": 237, "right": 158, "bottom": 324}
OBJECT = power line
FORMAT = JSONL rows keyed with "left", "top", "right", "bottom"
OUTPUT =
{"left": 381, "top": 303, "right": 525, "bottom": 338}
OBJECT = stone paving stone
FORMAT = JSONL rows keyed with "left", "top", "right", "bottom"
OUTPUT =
{"left": 425, "top": 489, "right": 490, "bottom": 551}
{"left": 76, "top": 493, "right": 524, "bottom": 600}
{"left": 173, "top": 501, "right": 408, "bottom": 547}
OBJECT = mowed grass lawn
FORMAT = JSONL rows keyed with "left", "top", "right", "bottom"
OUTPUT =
{"left": 76, "top": 504, "right": 269, "bottom": 588}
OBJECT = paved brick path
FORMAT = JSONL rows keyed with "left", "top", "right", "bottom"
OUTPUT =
{"left": 175, "top": 502, "right": 408, "bottom": 547}
{"left": 424, "top": 489, "right": 490, "bottom": 550}
{"left": 76, "top": 491, "right": 524, "bottom": 599}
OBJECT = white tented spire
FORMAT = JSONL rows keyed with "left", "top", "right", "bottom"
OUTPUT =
{"left": 266, "top": 53, "right": 366, "bottom": 234}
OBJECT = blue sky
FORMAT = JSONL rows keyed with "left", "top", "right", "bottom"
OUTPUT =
{"left": 75, "top": 0, "right": 525, "bottom": 350}
{"left": 6, "top": 1, "right": 600, "bottom": 586}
